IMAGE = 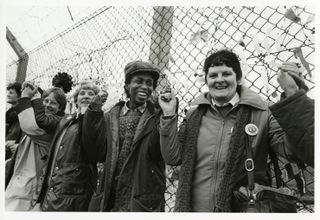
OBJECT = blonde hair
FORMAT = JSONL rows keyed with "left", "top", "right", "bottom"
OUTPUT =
{"left": 73, "top": 80, "right": 100, "bottom": 104}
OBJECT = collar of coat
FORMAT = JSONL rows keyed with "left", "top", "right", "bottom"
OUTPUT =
{"left": 121, "top": 101, "right": 147, "bottom": 116}
{"left": 111, "top": 100, "right": 160, "bottom": 116}
{"left": 190, "top": 86, "right": 268, "bottom": 111}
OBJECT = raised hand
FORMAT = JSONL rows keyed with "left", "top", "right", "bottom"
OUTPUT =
{"left": 21, "top": 81, "right": 38, "bottom": 98}
{"left": 90, "top": 95, "right": 103, "bottom": 111}
{"left": 158, "top": 89, "right": 177, "bottom": 116}
{"left": 277, "top": 62, "right": 305, "bottom": 97}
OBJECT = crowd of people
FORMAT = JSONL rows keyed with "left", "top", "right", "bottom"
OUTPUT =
{"left": 5, "top": 49, "right": 314, "bottom": 212}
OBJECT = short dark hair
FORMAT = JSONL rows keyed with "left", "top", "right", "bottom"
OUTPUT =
{"left": 204, "top": 49, "right": 242, "bottom": 83}
{"left": 42, "top": 87, "right": 67, "bottom": 115}
{"left": 7, "top": 82, "right": 22, "bottom": 97}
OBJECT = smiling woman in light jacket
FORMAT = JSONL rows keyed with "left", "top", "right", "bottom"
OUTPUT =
{"left": 5, "top": 83, "right": 66, "bottom": 211}
{"left": 158, "top": 49, "right": 314, "bottom": 212}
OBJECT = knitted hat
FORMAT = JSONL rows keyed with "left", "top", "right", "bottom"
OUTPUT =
{"left": 124, "top": 61, "right": 160, "bottom": 84}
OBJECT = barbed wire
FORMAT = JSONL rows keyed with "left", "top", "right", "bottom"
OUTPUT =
{"left": 6, "top": 6, "right": 314, "bottom": 212}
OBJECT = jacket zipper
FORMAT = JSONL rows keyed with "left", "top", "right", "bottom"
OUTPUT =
{"left": 212, "top": 119, "right": 225, "bottom": 208}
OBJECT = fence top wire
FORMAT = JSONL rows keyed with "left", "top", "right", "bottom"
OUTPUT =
{"left": 6, "top": 6, "right": 314, "bottom": 212}
{"left": 6, "top": 5, "right": 315, "bottom": 111}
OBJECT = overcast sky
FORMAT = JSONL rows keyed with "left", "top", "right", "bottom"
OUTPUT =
{"left": 6, "top": 6, "right": 102, "bottom": 62}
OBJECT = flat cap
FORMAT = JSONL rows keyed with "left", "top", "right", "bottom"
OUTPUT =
{"left": 124, "top": 61, "right": 160, "bottom": 82}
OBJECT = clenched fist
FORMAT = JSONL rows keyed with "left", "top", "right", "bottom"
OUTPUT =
{"left": 158, "top": 88, "right": 177, "bottom": 116}
{"left": 277, "top": 62, "right": 306, "bottom": 97}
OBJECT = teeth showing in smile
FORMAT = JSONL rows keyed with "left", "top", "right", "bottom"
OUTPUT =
{"left": 215, "top": 86, "right": 227, "bottom": 89}
{"left": 137, "top": 92, "right": 147, "bottom": 97}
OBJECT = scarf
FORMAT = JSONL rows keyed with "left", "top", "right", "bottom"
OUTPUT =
{"left": 174, "top": 104, "right": 251, "bottom": 212}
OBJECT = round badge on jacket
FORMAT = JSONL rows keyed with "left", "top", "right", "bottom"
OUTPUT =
{"left": 245, "top": 123, "right": 259, "bottom": 136}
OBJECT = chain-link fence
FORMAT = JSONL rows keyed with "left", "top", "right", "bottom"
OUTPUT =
{"left": 6, "top": 6, "right": 315, "bottom": 212}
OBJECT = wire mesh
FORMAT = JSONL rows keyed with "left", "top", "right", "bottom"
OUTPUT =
{"left": 6, "top": 6, "right": 314, "bottom": 212}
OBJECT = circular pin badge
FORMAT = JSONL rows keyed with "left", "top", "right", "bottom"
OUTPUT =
{"left": 245, "top": 124, "right": 259, "bottom": 136}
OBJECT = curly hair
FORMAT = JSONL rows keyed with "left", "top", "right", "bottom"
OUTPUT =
{"left": 52, "top": 72, "right": 74, "bottom": 93}
{"left": 73, "top": 80, "right": 100, "bottom": 104}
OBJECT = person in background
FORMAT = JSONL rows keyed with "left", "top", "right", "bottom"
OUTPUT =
{"left": 6, "top": 82, "right": 22, "bottom": 160}
{"left": 99, "top": 88, "right": 109, "bottom": 105}
{"left": 51, "top": 72, "right": 74, "bottom": 114}
{"left": 35, "top": 80, "right": 105, "bottom": 211}
{"left": 5, "top": 82, "right": 66, "bottom": 211}
{"left": 158, "top": 49, "right": 314, "bottom": 212}
{"left": 85, "top": 61, "right": 166, "bottom": 212}
{"left": 99, "top": 87, "right": 109, "bottom": 112}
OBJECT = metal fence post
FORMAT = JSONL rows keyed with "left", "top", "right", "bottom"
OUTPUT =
{"left": 149, "top": 6, "right": 174, "bottom": 91}
{"left": 6, "top": 27, "right": 28, "bottom": 83}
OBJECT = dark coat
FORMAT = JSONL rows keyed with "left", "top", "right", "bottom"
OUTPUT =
{"left": 5, "top": 105, "right": 22, "bottom": 159}
{"left": 35, "top": 109, "right": 106, "bottom": 211}
{"left": 6, "top": 105, "right": 22, "bottom": 141}
{"left": 269, "top": 90, "right": 314, "bottom": 167}
{"left": 84, "top": 101, "right": 166, "bottom": 212}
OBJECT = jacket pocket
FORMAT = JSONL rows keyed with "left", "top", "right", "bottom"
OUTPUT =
{"left": 132, "top": 194, "right": 164, "bottom": 212}
{"left": 59, "top": 163, "right": 94, "bottom": 196}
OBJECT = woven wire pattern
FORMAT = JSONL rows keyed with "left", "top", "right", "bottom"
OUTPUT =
{"left": 6, "top": 6, "right": 314, "bottom": 212}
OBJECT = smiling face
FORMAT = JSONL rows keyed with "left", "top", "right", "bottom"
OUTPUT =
{"left": 7, "top": 89, "right": 19, "bottom": 105}
{"left": 206, "top": 64, "right": 241, "bottom": 105}
{"left": 43, "top": 92, "right": 60, "bottom": 115}
{"left": 125, "top": 74, "right": 154, "bottom": 109}
{"left": 76, "top": 88, "right": 96, "bottom": 110}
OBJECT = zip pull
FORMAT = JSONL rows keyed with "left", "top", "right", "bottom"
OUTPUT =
{"left": 246, "top": 198, "right": 258, "bottom": 212}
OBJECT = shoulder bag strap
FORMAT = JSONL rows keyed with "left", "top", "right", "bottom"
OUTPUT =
{"left": 245, "top": 133, "right": 255, "bottom": 199}
{"left": 269, "top": 149, "right": 283, "bottom": 188}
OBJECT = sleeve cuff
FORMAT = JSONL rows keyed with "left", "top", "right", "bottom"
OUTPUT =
{"left": 162, "top": 114, "right": 176, "bottom": 120}
{"left": 160, "top": 114, "right": 177, "bottom": 136}
{"left": 270, "top": 90, "right": 305, "bottom": 111}
{"left": 31, "top": 98, "right": 43, "bottom": 107}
